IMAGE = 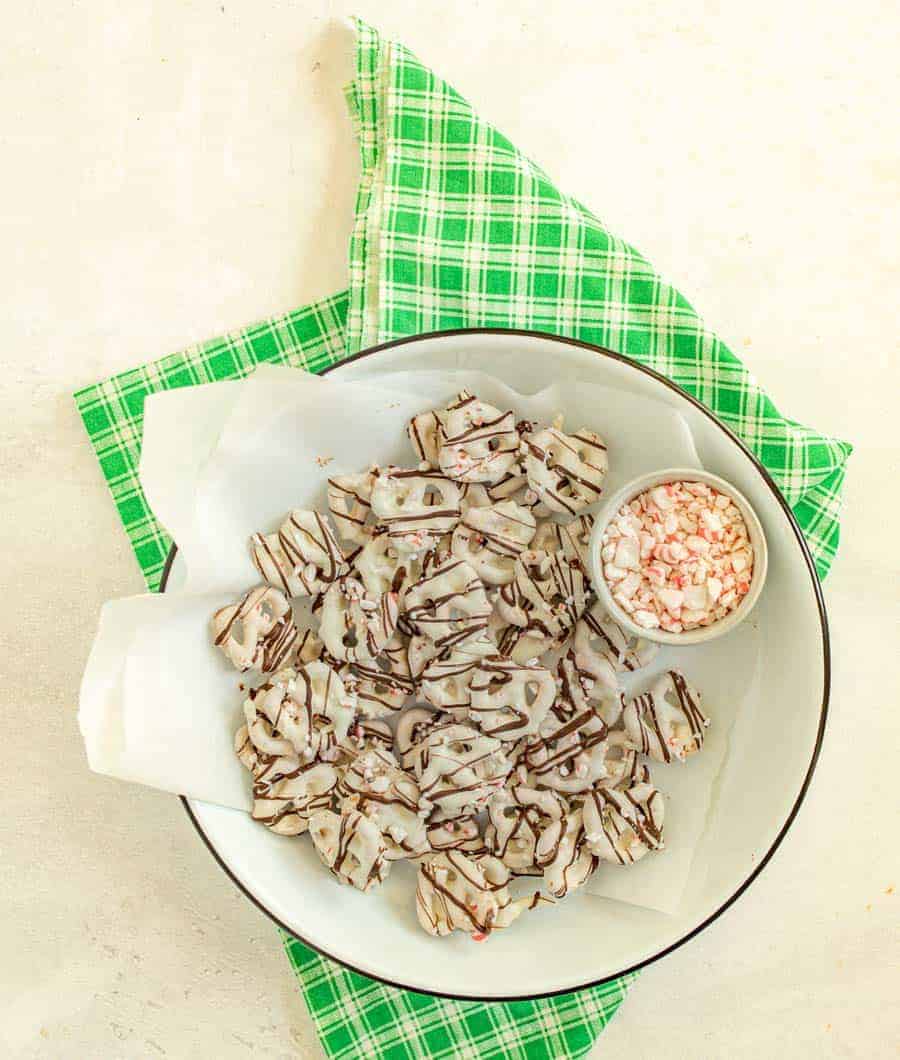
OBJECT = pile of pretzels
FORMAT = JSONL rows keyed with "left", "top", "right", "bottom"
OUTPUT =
{"left": 212, "top": 390, "right": 710, "bottom": 940}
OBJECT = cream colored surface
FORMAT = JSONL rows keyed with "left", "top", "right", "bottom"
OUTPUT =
{"left": 1, "top": 1, "right": 897, "bottom": 1057}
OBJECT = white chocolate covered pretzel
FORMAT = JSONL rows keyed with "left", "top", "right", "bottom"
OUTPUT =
{"left": 393, "top": 706, "right": 440, "bottom": 771}
{"left": 370, "top": 467, "right": 461, "bottom": 553}
{"left": 451, "top": 500, "right": 536, "bottom": 585}
{"left": 601, "top": 729, "right": 649, "bottom": 788}
{"left": 212, "top": 586, "right": 299, "bottom": 673}
{"left": 534, "top": 807, "right": 599, "bottom": 897}
{"left": 295, "top": 627, "right": 325, "bottom": 665}
{"left": 407, "top": 635, "right": 442, "bottom": 685}
{"left": 490, "top": 620, "right": 554, "bottom": 664}
{"left": 235, "top": 725, "right": 339, "bottom": 836}
{"left": 532, "top": 513, "right": 594, "bottom": 568}
{"left": 416, "top": 851, "right": 545, "bottom": 938}
{"left": 496, "top": 549, "right": 589, "bottom": 642}
{"left": 339, "top": 747, "right": 430, "bottom": 859}
{"left": 407, "top": 407, "right": 447, "bottom": 467}
{"left": 352, "top": 527, "right": 419, "bottom": 599}
{"left": 574, "top": 601, "right": 658, "bottom": 689}
{"left": 331, "top": 718, "right": 394, "bottom": 775}
{"left": 243, "top": 661, "right": 357, "bottom": 761}
{"left": 522, "top": 426, "right": 608, "bottom": 515}
{"left": 623, "top": 670, "right": 709, "bottom": 763}
{"left": 418, "top": 643, "right": 492, "bottom": 717}
{"left": 327, "top": 470, "right": 376, "bottom": 545}
{"left": 486, "top": 785, "right": 568, "bottom": 875}
{"left": 486, "top": 468, "right": 534, "bottom": 508}
{"left": 468, "top": 656, "right": 556, "bottom": 740}
{"left": 438, "top": 392, "right": 520, "bottom": 485}
{"left": 554, "top": 651, "right": 623, "bottom": 721}
{"left": 520, "top": 703, "right": 610, "bottom": 794}
{"left": 426, "top": 815, "right": 487, "bottom": 855}
{"left": 319, "top": 575, "right": 400, "bottom": 663}
{"left": 250, "top": 509, "right": 348, "bottom": 598}
{"left": 458, "top": 482, "right": 492, "bottom": 515}
{"left": 582, "top": 780, "right": 664, "bottom": 865}
{"left": 404, "top": 553, "right": 492, "bottom": 650}
{"left": 340, "top": 634, "right": 415, "bottom": 717}
{"left": 309, "top": 807, "right": 390, "bottom": 892}
{"left": 403, "top": 716, "right": 512, "bottom": 818}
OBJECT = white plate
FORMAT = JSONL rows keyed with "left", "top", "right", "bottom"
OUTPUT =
{"left": 166, "top": 330, "right": 828, "bottom": 1000}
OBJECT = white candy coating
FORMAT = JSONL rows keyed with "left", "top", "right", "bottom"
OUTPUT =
{"left": 340, "top": 634, "right": 414, "bottom": 717}
{"left": 393, "top": 706, "right": 439, "bottom": 771}
{"left": 243, "top": 662, "right": 357, "bottom": 762}
{"left": 327, "top": 471, "right": 376, "bottom": 546}
{"left": 235, "top": 725, "right": 338, "bottom": 836}
{"left": 404, "top": 553, "right": 492, "bottom": 650}
{"left": 534, "top": 808, "right": 599, "bottom": 898}
{"left": 490, "top": 619, "right": 554, "bottom": 663}
{"left": 600, "top": 729, "right": 649, "bottom": 788}
{"left": 573, "top": 601, "right": 657, "bottom": 693}
{"left": 426, "top": 816, "right": 487, "bottom": 855}
{"left": 351, "top": 528, "right": 411, "bottom": 597}
{"left": 407, "top": 407, "right": 447, "bottom": 467}
{"left": 332, "top": 718, "right": 394, "bottom": 774}
{"left": 406, "top": 634, "right": 441, "bottom": 684}
{"left": 486, "top": 785, "right": 567, "bottom": 874}
{"left": 419, "top": 643, "right": 492, "bottom": 717}
{"left": 496, "top": 548, "right": 589, "bottom": 642}
{"left": 532, "top": 513, "right": 595, "bottom": 567}
{"left": 295, "top": 627, "right": 325, "bottom": 664}
{"left": 521, "top": 702, "right": 610, "bottom": 794}
{"left": 458, "top": 482, "right": 492, "bottom": 514}
{"left": 339, "top": 746, "right": 430, "bottom": 859}
{"left": 555, "top": 650, "right": 607, "bottom": 714}
{"left": 404, "top": 716, "right": 512, "bottom": 818}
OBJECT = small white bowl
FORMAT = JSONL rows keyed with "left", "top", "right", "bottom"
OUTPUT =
{"left": 588, "top": 468, "right": 768, "bottom": 646}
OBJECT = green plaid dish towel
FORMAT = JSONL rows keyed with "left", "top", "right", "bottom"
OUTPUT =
{"left": 74, "top": 16, "right": 851, "bottom": 1060}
